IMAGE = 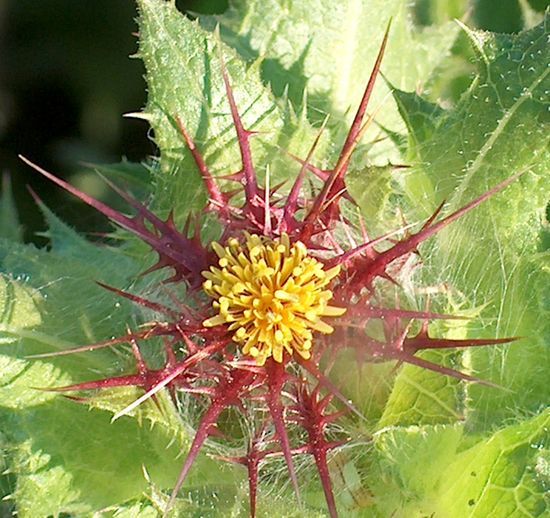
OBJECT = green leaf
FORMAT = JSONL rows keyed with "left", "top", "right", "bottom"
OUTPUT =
{"left": 394, "top": 14, "right": 550, "bottom": 430}
{"left": 0, "top": 274, "right": 42, "bottom": 333}
{"left": 370, "top": 423, "right": 464, "bottom": 515}
{"left": 137, "top": 0, "right": 323, "bottom": 218}
{"left": 378, "top": 351, "right": 464, "bottom": 427}
{"left": 376, "top": 302, "right": 492, "bottom": 429}
{"left": 346, "top": 165, "right": 395, "bottom": 232}
{"left": 437, "top": 410, "right": 550, "bottom": 517}
{"left": 203, "top": 0, "right": 460, "bottom": 161}
{"left": 0, "top": 232, "right": 138, "bottom": 359}
{"left": 109, "top": 503, "right": 160, "bottom": 518}
{"left": 0, "top": 211, "right": 186, "bottom": 514}
{"left": 2, "top": 400, "right": 185, "bottom": 517}
{"left": 370, "top": 411, "right": 548, "bottom": 517}
{"left": 0, "top": 275, "right": 71, "bottom": 408}
{"left": 0, "top": 221, "right": 238, "bottom": 515}
{"left": 393, "top": 90, "right": 445, "bottom": 154}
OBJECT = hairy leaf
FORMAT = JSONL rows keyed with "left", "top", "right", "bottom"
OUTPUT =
{"left": 371, "top": 412, "right": 548, "bottom": 517}
{"left": 203, "top": 0, "right": 460, "bottom": 162}
{"left": 392, "top": 14, "right": 549, "bottom": 429}
{"left": 137, "top": 0, "right": 324, "bottom": 218}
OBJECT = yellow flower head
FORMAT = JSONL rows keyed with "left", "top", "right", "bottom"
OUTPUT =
{"left": 203, "top": 233, "right": 345, "bottom": 365}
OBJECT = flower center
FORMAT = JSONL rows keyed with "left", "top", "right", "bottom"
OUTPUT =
{"left": 202, "top": 233, "right": 345, "bottom": 365}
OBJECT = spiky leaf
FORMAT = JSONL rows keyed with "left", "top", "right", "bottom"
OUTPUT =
{"left": 392, "top": 15, "right": 549, "bottom": 429}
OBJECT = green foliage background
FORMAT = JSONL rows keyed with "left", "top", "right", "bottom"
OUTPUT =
{"left": 0, "top": 0, "right": 548, "bottom": 516}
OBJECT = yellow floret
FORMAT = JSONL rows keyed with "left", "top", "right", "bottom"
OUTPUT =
{"left": 202, "top": 233, "right": 346, "bottom": 365}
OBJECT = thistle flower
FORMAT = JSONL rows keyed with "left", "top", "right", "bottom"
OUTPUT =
{"left": 20, "top": 24, "right": 520, "bottom": 518}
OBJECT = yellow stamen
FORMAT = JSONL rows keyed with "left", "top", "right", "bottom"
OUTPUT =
{"left": 202, "top": 232, "right": 346, "bottom": 365}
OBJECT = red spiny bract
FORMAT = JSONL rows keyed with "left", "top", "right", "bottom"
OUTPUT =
{"left": 20, "top": 24, "right": 519, "bottom": 518}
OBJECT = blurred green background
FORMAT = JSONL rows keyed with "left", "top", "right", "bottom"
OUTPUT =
{"left": 0, "top": 0, "right": 547, "bottom": 244}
